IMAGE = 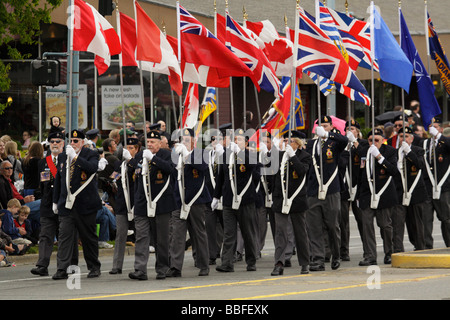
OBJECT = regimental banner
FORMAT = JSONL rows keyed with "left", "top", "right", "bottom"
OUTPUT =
{"left": 45, "top": 84, "right": 88, "bottom": 129}
{"left": 101, "top": 85, "right": 144, "bottom": 130}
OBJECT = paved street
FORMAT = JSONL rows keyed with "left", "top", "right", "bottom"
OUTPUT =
{"left": 0, "top": 213, "right": 449, "bottom": 305}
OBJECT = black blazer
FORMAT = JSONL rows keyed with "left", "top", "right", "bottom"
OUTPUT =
{"left": 133, "top": 148, "right": 176, "bottom": 216}
{"left": 305, "top": 131, "right": 348, "bottom": 198}
{"left": 113, "top": 158, "right": 137, "bottom": 216}
{"left": 36, "top": 155, "right": 59, "bottom": 218}
{"left": 53, "top": 147, "right": 102, "bottom": 216}
{"left": 272, "top": 148, "right": 311, "bottom": 213}
{"left": 421, "top": 135, "right": 450, "bottom": 196}
{"left": 356, "top": 143, "right": 399, "bottom": 210}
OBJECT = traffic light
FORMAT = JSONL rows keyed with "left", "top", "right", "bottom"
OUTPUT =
{"left": 30, "top": 59, "right": 60, "bottom": 87}
{"left": 99, "top": 0, "right": 114, "bottom": 16}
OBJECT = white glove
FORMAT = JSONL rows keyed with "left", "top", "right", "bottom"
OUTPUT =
{"left": 429, "top": 126, "right": 439, "bottom": 138}
{"left": 259, "top": 142, "right": 268, "bottom": 154}
{"left": 401, "top": 141, "right": 411, "bottom": 155}
{"left": 346, "top": 130, "right": 357, "bottom": 144}
{"left": 285, "top": 144, "right": 296, "bottom": 158}
{"left": 143, "top": 149, "right": 154, "bottom": 161}
{"left": 215, "top": 143, "right": 224, "bottom": 157}
{"left": 66, "top": 145, "right": 76, "bottom": 161}
{"left": 369, "top": 145, "right": 380, "bottom": 158}
{"left": 230, "top": 142, "right": 240, "bottom": 154}
{"left": 211, "top": 198, "right": 219, "bottom": 211}
{"left": 98, "top": 157, "right": 107, "bottom": 171}
{"left": 315, "top": 126, "right": 329, "bottom": 139}
{"left": 122, "top": 149, "right": 132, "bottom": 162}
{"left": 52, "top": 203, "right": 58, "bottom": 215}
{"left": 174, "top": 143, "right": 190, "bottom": 158}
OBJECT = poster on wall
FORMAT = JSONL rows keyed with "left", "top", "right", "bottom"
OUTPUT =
{"left": 101, "top": 85, "right": 144, "bottom": 130}
{"left": 45, "top": 84, "right": 88, "bottom": 129}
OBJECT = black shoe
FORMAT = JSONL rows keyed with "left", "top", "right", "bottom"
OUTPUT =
{"left": 198, "top": 268, "right": 209, "bottom": 276}
{"left": 341, "top": 255, "right": 351, "bottom": 261}
{"left": 234, "top": 252, "right": 243, "bottom": 262}
{"left": 156, "top": 272, "right": 166, "bottom": 280}
{"left": 52, "top": 270, "right": 68, "bottom": 280}
{"left": 109, "top": 269, "right": 122, "bottom": 275}
{"left": 384, "top": 255, "right": 392, "bottom": 264}
{"left": 129, "top": 270, "right": 148, "bottom": 280}
{"left": 309, "top": 263, "right": 325, "bottom": 272}
{"left": 87, "top": 269, "right": 101, "bottom": 278}
{"left": 216, "top": 265, "right": 234, "bottom": 272}
{"left": 331, "top": 260, "right": 340, "bottom": 270}
{"left": 359, "top": 259, "right": 377, "bottom": 266}
{"left": 284, "top": 259, "right": 292, "bottom": 267}
{"left": 166, "top": 268, "right": 182, "bottom": 277}
{"left": 209, "top": 259, "right": 216, "bottom": 265}
{"left": 31, "top": 266, "right": 48, "bottom": 276}
{"left": 271, "top": 264, "right": 284, "bottom": 276}
{"left": 246, "top": 265, "right": 257, "bottom": 271}
{"left": 300, "top": 265, "right": 309, "bottom": 274}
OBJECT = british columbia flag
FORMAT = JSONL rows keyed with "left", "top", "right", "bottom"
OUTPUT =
{"left": 225, "top": 12, "right": 281, "bottom": 98}
{"left": 295, "top": 6, "right": 367, "bottom": 97}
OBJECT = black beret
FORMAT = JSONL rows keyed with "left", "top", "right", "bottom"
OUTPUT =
{"left": 319, "top": 115, "right": 332, "bottom": 124}
{"left": 432, "top": 116, "right": 443, "bottom": 124}
{"left": 48, "top": 131, "right": 64, "bottom": 141}
{"left": 345, "top": 119, "right": 360, "bottom": 130}
{"left": 394, "top": 114, "right": 405, "bottom": 122}
{"left": 148, "top": 130, "right": 161, "bottom": 140}
{"left": 368, "top": 128, "right": 385, "bottom": 138}
{"left": 149, "top": 123, "right": 161, "bottom": 131}
{"left": 283, "top": 130, "right": 306, "bottom": 139}
{"left": 261, "top": 130, "right": 272, "bottom": 139}
{"left": 397, "top": 126, "right": 413, "bottom": 134}
{"left": 126, "top": 137, "right": 139, "bottom": 145}
{"left": 67, "top": 129, "right": 85, "bottom": 139}
{"left": 85, "top": 128, "right": 99, "bottom": 139}
{"left": 182, "top": 128, "right": 195, "bottom": 137}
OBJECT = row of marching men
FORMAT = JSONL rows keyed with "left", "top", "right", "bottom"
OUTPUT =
{"left": 30, "top": 114, "right": 450, "bottom": 280}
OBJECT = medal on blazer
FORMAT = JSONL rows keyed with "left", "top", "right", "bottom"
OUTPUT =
{"left": 156, "top": 170, "right": 163, "bottom": 180}
{"left": 438, "top": 155, "right": 443, "bottom": 162}
{"left": 292, "top": 170, "right": 298, "bottom": 179}
{"left": 192, "top": 169, "right": 199, "bottom": 178}
{"left": 81, "top": 171, "right": 87, "bottom": 180}
{"left": 326, "top": 148, "right": 333, "bottom": 159}
{"left": 239, "top": 164, "right": 246, "bottom": 172}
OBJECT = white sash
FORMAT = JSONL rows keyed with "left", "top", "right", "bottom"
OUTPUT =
{"left": 142, "top": 157, "right": 171, "bottom": 218}
{"left": 65, "top": 157, "right": 96, "bottom": 209}
{"left": 280, "top": 153, "right": 306, "bottom": 214}
{"left": 208, "top": 150, "right": 223, "bottom": 210}
{"left": 366, "top": 149, "right": 392, "bottom": 209}
{"left": 423, "top": 139, "right": 450, "bottom": 200}
{"left": 344, "top": 167, "right": 357, "bottom": 202}
{"left": 228, "top": 152, "right": 253, "bottom": 210}
{"left": 120, "top": 162, "right": 134, "bottom": 221}
{"left": 312, "top": 139, "right": 338, "bottom": 200}
{"left": 258, "top": 151, "right": 273, "bottom": 208}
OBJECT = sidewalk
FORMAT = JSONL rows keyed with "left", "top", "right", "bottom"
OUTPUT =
{"left": 5, "top": 246, "right": 136, "bottom": 266}
{"left": 392, "top": 248, "right": 450, "bottom": 268}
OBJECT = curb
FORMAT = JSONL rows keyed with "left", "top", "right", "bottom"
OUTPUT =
{"left": 392, "top": 248, "right": 450, "bottom": 269}
{"left": 6, "top": 246, "right": 136, "bottom": 266}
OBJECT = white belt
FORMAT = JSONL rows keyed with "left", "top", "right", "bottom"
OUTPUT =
{"left": 65, "top": 158, "right": 96, "bottom": 209}
{"left": 280, "top": 154, "right": 306, "bottom": 214}
{"left": 142, "top": 157, "right": 170, "bottom": 217}
{"left": 366, "top": 149, "right": 392, "bottom": 209}
{"left": 228, "top": 152, "right": 253, "bottom": 210}
{"left": 312, "top": 139, "right": 339, "bottom": 200}
{"left": 423, "top": 139, "right": 450, "bottom": 200}
{"left": 208, "top": 151, "right": 222, "bottom": 210}
{"left": 120, "top": 162, "right": 134, "bottom": 221}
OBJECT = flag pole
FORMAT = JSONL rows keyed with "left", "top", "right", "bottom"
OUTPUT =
{"left": 345, "top": 0, "right": 354, "bottom": 201}
{"left": 314, "top": 0, "right": 324, "bottom": 196}
{"left": 214, "top": 0, "right": 220, "bottom": 129}
{"left": 242, "top": 7, "right": 248, "bottom": 131}
{"left": 176, "top": 1, "right": 184, "bottom": 129}
{"left": 424, "top": 0, "right": 438, "bottom": 194}
{"left": 115, "top": 1, "right": 127, "bottom": 150}
{"left": 370, "top": 1, "right": 376, "bottom": 204}
{"left": 398, "top": 1, "right": 408, "bottom": 202}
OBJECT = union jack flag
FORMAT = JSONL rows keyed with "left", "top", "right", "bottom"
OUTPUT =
{"left": 179, "top": 5, "right": 216, "bottom": 39}
{"left": 225, "top": 13, "right": 281, "bottom": 98}
{"left": 327, "top": 6, "right": 379, "bottom": 72}
{"left": 176, "top": 4, "right": 251, "bottom": 81}
{"left": 295, "top": 6, "right": 367, "bottom": 96}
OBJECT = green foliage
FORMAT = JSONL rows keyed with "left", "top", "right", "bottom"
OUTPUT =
{"left": 0, "top": 0, "right": 63, "bottom": 113}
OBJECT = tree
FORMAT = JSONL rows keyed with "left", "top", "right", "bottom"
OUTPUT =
{"left": 0, "top": 0, "right": 63, "bottom": 113}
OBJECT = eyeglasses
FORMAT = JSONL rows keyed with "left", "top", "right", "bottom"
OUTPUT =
{"left": 3, "top": 167, "right": 13, "bottom": 170}
{"left": 394, "top": 124, "right": 403, "bottom": 128}
{"left": 70, "top": 139, "right": 80, "bottom": 143}
{"left": 50, "top": 140, "right": 62, "bottom": 144}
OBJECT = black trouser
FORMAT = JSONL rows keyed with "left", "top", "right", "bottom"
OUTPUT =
{"left": 57, "top": 209, "right": 100, "bottom": 272}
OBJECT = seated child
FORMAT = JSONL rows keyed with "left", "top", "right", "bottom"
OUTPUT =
{"left": 14, "top": 206, "right": 38, "bottom": 245}
{"left": 0, "top": 199, "right": 31, "bottom": 252}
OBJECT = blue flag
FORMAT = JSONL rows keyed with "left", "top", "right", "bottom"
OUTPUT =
{"left": 372, "top": 4, "right": 413, "bottom": 92}
{"left": 400, "top": 9, "right": 441, "bottom": 128}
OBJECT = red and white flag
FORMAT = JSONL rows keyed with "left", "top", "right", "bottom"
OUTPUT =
{"left": 134, "top": 1, "right": 183, "bottom": 95}
{"left": 245, "top": 20, "right": 294, "bottom": 78}
{"left": 181, "top": 83, "right": 199, "bottom": 129}
{"left": 72, "top": 0, "right": 121, "bottom": 75}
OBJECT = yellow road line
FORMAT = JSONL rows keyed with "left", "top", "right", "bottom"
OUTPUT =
{"left": 233, "top": 273, "right": 450, "bottom": 300}
{"left": 69, "top": 274, "right": 311, "bottom": 300}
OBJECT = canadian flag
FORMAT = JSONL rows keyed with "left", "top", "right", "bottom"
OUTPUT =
{"left": 134, "top": 1, "right": 183, "bottom": 95}
{"left": 181, "top": 83, "right": 199, "bottom": 129}
{"left": 72, "top": 0, "right": 121, "bottom": 75}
